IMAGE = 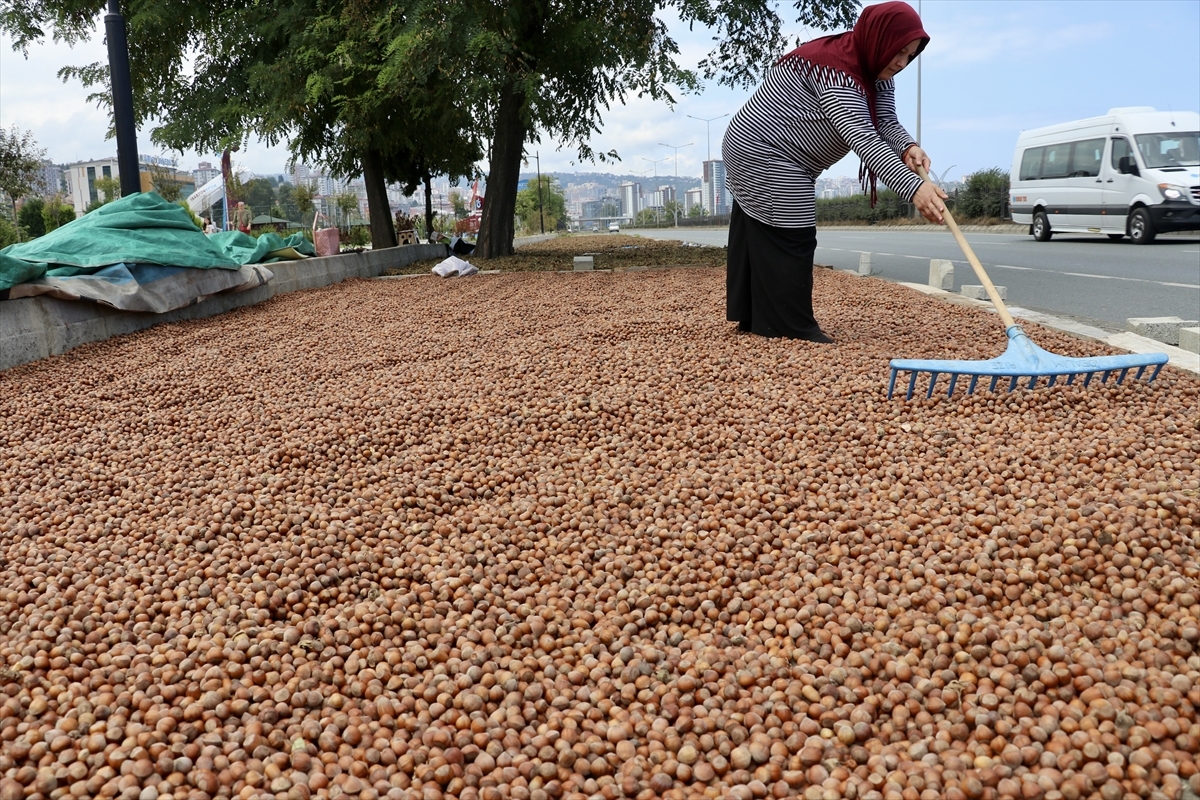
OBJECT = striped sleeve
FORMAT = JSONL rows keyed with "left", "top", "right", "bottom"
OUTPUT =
{"left": 817, "top": 83, "right": 924, "bottom": 200}
{"left": 873, "top": 79, "right": 917, "bottom": 158}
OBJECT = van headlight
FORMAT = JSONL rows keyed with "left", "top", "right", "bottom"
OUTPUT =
{"left": 1158, "top": 183, "right": 1188, "bottom": 201}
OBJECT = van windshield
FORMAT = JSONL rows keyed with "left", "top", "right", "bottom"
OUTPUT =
{"left": 1135, "top": 132, "right": 1199, "bottom": 168}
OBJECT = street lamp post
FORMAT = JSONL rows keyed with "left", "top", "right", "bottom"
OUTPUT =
{"left": 658, "top": 141, "right": 693, "bottom": 226}
{"left": 642, "top": 157, "right": 669, "bottom": 228}
{"left": 105, "top": 0, "right": 141, "bottom": 197}
{"left": 686, "top": 114, "right": 730, "bottom": 164}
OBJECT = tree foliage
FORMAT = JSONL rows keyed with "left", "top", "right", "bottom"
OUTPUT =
{"left": 957, "top": 168, "right": 1010, "bottom": 219}
{"left": 0, "top": 125, "right": 47, "bottom": 242}
{"left": 42, "top": 196, "right": 77, "bottom": 232}
{"left": 18, "top": 197, "right": 46, "bottom": 238}
{"left": 515, "top": 176, "right": 567, "bottom": 234}
{"left": 5, "top": 0, "right": 860, "bottom": 255}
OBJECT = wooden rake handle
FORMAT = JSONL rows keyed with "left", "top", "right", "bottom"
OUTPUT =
{"left": 917, "top": 166, "right": 1017, "bottom": 330}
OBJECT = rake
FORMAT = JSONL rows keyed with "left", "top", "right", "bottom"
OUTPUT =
{"left": 887, "top": 168, "right": 1168, "bottom": 400}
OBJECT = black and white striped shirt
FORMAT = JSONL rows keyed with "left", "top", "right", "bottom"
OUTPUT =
{"left": 722, "top": 59, "right": 924, "bottom": 228}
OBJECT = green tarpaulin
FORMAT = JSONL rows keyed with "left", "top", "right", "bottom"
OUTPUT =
{"left": 1, "top": 192, "right": 314, "bottom": 292}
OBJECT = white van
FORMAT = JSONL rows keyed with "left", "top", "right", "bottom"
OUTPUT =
{"left": 1010, "top": 107, "right": 1199, "bottom": 244}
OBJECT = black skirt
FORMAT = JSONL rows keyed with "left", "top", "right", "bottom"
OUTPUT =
{"left": 726, "top": 200, "right": 828, "bottom": 341}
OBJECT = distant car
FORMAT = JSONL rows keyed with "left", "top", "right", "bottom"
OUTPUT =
{"left": 608, "top": 222, "right": 620, "bottom": 233}
{"left": 591, "top": 225, "right": 599, "bottom": 232}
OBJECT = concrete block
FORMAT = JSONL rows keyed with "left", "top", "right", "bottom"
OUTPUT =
{"left": 1126, "top": 317, "right": 1199, "bottom": 347}
{"left": 573, "top": 256, "right": 594, "bottom": 272}
{"left": 857, "top": 252, "right": 871, "bottom": 276}
{"left": 961, "top": 284, "right": 1006, "bottom": 301}
{"left": 928, "top": 259, "right": 954, "bottom": 291}
{"left": 1180, "top": 327, "right": 1200, "bottom": 355}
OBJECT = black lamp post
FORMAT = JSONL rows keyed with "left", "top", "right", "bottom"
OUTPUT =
{"left": 105, "top": 0, "right": 141, "bottom": 197}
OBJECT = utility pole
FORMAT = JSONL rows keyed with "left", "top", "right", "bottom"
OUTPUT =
{"left": 105, "top": 0, "right": 141, "bottom": 197}
{"left": 686, "top": 114, "right": 730, "bottom": 164}
{"left": 916, "top": 0, "right": 922, "bottom": 149}
{"left": 642, "top": 156, "right": 669, "bottom": 228}
{"left": 658, "top": 141, "right": 693, "bottom": 226}
{"left": 535, "top": 152, "right": 544, "bottom": 234}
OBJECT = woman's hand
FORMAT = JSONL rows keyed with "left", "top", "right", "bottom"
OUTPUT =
{"left": 903, "top": 144, "right": 931, "bottom": 174}
{"left": 913, "top": 181, "right": 949, "bottom": 224}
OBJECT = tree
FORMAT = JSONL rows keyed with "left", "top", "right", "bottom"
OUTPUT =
{"left": 514, "top": 176, "right": 566, "bottom": 234}
{"left": 148, "top": 162, "right": 185, "bottom": 201}
{"left": 450, "top": 191, "right": 468, "bottom": 220}
{"left": 0, "top": 125, "right": 47, "bottom": 242}
{"left": 93, "top": 175, "right": 121, "bottom": 205}
{"left": 18, "top": 197, "right": 46, "bottom": 238}
{"left": 958, "top": 168, "right": 1010, "bottom": 220}
{"left": 241, "top": 178, "right": 276, "bottom": 215}
{"left": 6, "top": 0, "right": 856, "bottom": 255}
{"left": 688, "top": 203, "right": 704, "bottom": 218}
{"left": 276, "top": 182, "right": 300, "bottom": 222}
{"left": 335, "top": 193, "right": 360, "bottom": 228}
{"left": 293, "top": 183, "right": 316, "bottom": 226}
{"left": 42, "top": 196, "right": 77, "bottom": 231}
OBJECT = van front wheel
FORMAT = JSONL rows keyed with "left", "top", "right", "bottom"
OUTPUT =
{"left": 1032, "top": 212, "right": 1052, "bottom": 242}
{"left": 1129, "top": 208, "right": 1156, "bottom": 244}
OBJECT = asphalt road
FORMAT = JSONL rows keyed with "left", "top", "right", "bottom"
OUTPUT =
{"left": 631, "top": 227, "right": 1200, "bottom": 331}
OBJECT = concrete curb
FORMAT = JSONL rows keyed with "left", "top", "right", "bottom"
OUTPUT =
{"left": 0, "top": 243, "right": 449, "bottom": 373}
{"left": 895, "top": 280, "right": 1200, "bottom": 376}
{"left": 514, "top": 233, "right": 558, "bottom": 248}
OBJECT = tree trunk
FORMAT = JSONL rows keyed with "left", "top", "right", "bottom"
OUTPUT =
{"left": 475, "top": 82, "right": 527, "bottom": 259}
{"left": 362, "top": 149, "right": 397, "bottom": 249}
{"left": 423, "top": 173, "right": 434, "bottom": 243}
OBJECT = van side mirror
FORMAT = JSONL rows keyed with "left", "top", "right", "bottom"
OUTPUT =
{"left": 1118, "top": 156, "right": 1139, "bottom": 176}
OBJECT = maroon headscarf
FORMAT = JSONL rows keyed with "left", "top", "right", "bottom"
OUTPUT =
{"left": 779, "top": 1, "right": 929, "bottom": 202}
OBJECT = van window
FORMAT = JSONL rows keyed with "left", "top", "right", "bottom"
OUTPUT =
{"left": 1040, "top": 142, "right": 1071, "bottom": 179}
{"left": 1111, "top": 137, "right": 1133, "bottom": 170}
{"left": 1069, "top": 138, "right": 1104, "bottom": 177}
{"left": 1135, "top": 132, "right": 1200, "bottom": 167}
{"left": 1019, "top": 148, "right": 1044, "bottom": 181}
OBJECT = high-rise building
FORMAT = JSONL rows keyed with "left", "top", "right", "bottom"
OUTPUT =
{"left": 193, "top": 161, "right": 220, "bottom": 187}
{"left": 684, "top": 187, "right": 703, "bottom": 213}
{"left": 618, "top": 182, "right": 641, "bottom": 220}
{"left": 702, "top": 160, "right": 728, "bottom": 215}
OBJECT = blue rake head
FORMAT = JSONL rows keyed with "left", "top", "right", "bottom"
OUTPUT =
{"left": 888, "top": 325, "right": 1168, "bottom": 400}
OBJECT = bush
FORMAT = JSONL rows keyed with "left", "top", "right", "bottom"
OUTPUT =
{"left": 0, "top": 215, "right": 17, "bottom": 249}
{"left": 43, "top": 198, "right": 77, "bottom": 232}
{"left": 815, "top": 189, "right": 909, "bottom": 224}
{"left": 957, "top": 168, "right": 1009, "bottom": 219}
{"left": 348, "top": 225, "right": 371, "bottom": 247}
{"left": 176, "top": 201, "right": 205, "bottom": 230}
{"left": 18, "top": 198, "right": 46, "bottom": 238}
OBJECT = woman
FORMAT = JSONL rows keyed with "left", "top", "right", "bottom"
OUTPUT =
{"left": 723, "top": 0, "right": 948, "bottom": 342}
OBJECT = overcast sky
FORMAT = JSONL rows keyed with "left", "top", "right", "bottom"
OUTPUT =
{"left": 1, "top": 0, "right": 1197, "bottom": 184}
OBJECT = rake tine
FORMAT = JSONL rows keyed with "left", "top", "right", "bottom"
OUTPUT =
{"left": 1083, "top": 372, "right": 1095, "bottom": 387}
{"left": 1149, "top": 363, "right": 1164, "bottom": 381}
{"left": 1047, "top": 375, "right": 1058, "bottom": 387}
{"left": 1116, "top": 367, "right": 1130, "bottom": 385}
{"left": 906, "top": 371, "right": 918, "bottom": 400}
{"left": 1134, "top": 365, "right": 1147, "bottom": 380}
{"left": 947, "top": 374, "right": 959, "bottom": 397}
{"left": 1008, "top": 375, "right": 1019, "bottom": 392}
{"left": 968, "top": 375, "right": 979, "bottom": 395}
{"left": 989, "top": 375, "right": 999, "bottom": 392}
{"left": 888, "top": 369, "right": 899, "bottom": 399}
{"left": 927, "top": 372, "right": 939, "bottom": 399}
{"left": 1027, "top": 375, "right": 1038, "bottom": 390}
{"left": 1066, "top": 373, "right": 1077, "bottom": 385}
{"left": 1102, "top": 369, "right": 1113, "bottom": 384}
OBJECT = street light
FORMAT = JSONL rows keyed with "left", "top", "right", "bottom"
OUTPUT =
{"left": 658, "top": 141, "right": 693, "bottom": 226}
{"left": 642, "top": 156, "right": 670, "bottom": 228}
{"left": 686, "top": 114, "right": 730, "bottom": 164}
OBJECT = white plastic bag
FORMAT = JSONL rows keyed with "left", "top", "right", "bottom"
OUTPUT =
{"left": 432, "top": 255, "right": 478, "bottom": 278}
